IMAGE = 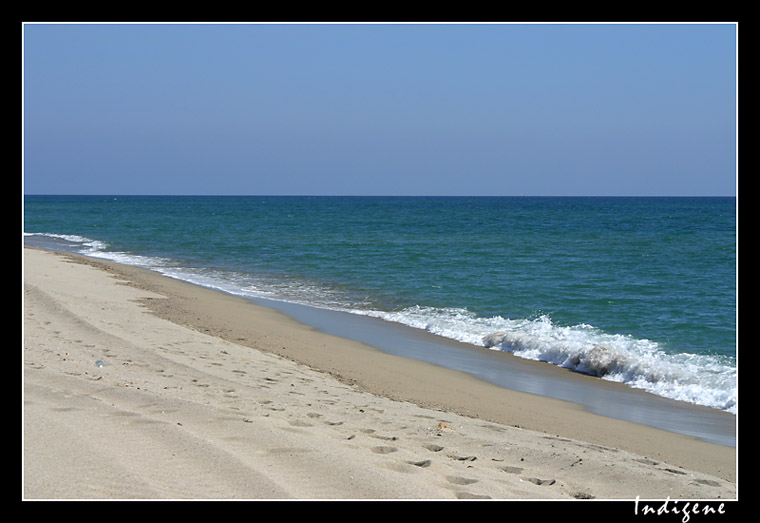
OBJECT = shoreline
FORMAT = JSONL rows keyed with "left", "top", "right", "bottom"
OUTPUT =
{"left": 23, "top": 247, "right": 737, "bottom": 499}
{"left": 253, "top": 295, "right": 736, "bottom": 447}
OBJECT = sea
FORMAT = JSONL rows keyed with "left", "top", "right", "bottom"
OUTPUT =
{"left": 23, "top": 195, "right": 737, "bottom": 429}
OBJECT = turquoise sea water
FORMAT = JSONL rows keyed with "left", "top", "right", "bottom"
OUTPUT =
{"left": 24, "top": 195, "right": 737, "bottom": 414}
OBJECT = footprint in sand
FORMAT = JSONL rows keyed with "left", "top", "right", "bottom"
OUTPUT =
{"left": 446, "top": 476, "right": 478, "bottom": 485}
{"left": 693, "top": 478, "right": 722, "bottom": 487}
{"left": 449, "top": 454, "right": 477, "bottom": 462}
{"left": 370, "top": 446, "right": 397, "bottom": 454}
{"left": 500, "top": 466, "right": 523, "bottom": 474}
{"left": 523, "top": 477, "right": 556, "bottom": 486}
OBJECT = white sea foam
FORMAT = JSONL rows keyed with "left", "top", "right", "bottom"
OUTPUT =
{"left": 355, "top": 305, "right": 737, "bottom": 414}
{"left": 24, "top": 232, "right": 109, "bottom": 254}
{"left": 24, "top": 232, "right": 176, "bottom": 273}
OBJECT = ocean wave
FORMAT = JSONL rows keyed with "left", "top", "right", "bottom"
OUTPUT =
{"left": 357, "top": 305, "right": 737, "bottom": 414}
{"left": 24, "top": 232, "right": 175, "bottom": 270}
{"left": 24, "top": 232, "right": 109, "bottom": 254}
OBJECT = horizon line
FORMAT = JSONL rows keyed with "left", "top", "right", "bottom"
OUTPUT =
{"left": 22, "top": 193, "right": 737, "bottom": 198}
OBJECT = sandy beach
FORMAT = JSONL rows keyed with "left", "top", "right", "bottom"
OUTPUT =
{"left": 22, "top": 247, "right": 737, "bottom": 500}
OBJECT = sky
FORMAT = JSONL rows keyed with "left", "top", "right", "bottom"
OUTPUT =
{"left": 22, "top": 22, "right": 737, "bottom": 196}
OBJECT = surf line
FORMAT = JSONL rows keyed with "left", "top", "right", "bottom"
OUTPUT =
{"left": 634, "top": 496, "right": 728, "bottom": 522}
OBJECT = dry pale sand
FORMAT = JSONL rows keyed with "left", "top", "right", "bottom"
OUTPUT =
{"left": 22, "top": 247, "right": 737, "bottom": 500}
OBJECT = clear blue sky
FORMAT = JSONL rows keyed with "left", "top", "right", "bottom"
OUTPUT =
{"left": 23, "top": 22, "right": 737, "bottom": 196}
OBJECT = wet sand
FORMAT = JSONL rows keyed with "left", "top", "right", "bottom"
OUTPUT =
{"left": 23, "top": 247, "right": 737, "bottom": 499}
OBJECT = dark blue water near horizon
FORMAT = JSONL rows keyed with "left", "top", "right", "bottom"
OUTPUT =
{"left": 24, "top": 195, "right": 737, "bottom": 417}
